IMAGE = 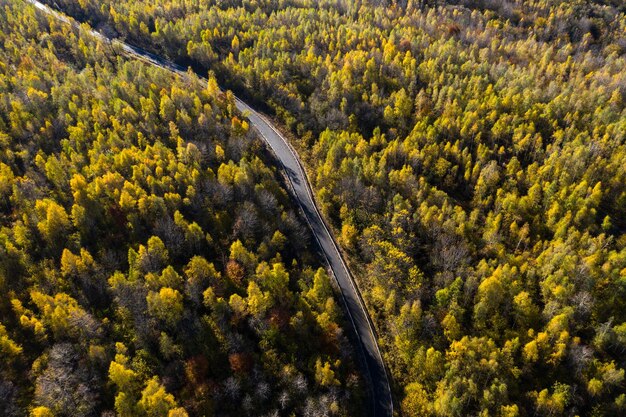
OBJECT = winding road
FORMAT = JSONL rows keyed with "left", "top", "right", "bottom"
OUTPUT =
{"left": 26, "top": 1, "right": 394, "bottom": 415}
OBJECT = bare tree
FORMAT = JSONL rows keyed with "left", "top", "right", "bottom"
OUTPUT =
{"left": 278, "top": 390, "right": 290, "bottom": 409}
{"left": 34, "top": 343, "right": 99, "bottom": 417}
{"left": 0, "top": 379, "right": 19, "bottom": 417}
{"left": 223, "top": 376, "right": 241, "bottom": 400}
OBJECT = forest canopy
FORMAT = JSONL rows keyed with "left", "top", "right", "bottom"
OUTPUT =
{"left": 5, "top": 0, "right": 626, "bottom": 415}
{"left": 0, "top": 1, "right": 364, "bottom": 416}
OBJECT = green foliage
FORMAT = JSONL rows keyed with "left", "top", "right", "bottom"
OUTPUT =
{"left": 73, "top": 0, "right": 622, "bottom": 414}
{"left": 0, "top": 2, "right": 362, "bottom": 416}
{"left": 7, "top": 0, "right": 626, "bottom": 414}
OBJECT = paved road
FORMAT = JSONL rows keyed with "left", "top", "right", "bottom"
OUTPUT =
{"left": 26, "top": 1, "right": 394, "bottom": 415}
{"left": 233, "top": 101, "right": 394, "bottom": 417}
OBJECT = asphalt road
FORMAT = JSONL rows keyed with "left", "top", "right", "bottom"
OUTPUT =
{"left": 233, "top": 100, "right": 394, "bottom": 417}
{"left": 26, "top": 1, "right": 394, "bottom": 415}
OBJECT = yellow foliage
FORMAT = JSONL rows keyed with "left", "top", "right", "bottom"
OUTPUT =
{"left": 0, "top": 322, "right": 22, "bottom": 358}
{"left": 314, "top": 358, "right": 339, "bottom": 387}
{"left": 139, "top": 377, "right": 178, "bottom": 417}
{"left": 30, "top": 407, "right": 54, "bottom": 417}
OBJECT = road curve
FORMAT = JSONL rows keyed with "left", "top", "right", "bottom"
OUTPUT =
{"left": 26, "top": 1, "right": 394, "bottom": 415}
{"left": 233, "top": 101, "right": 394, "bottom": 417}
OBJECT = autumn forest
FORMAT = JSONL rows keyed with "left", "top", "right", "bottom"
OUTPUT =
{"left": 1, "top": 0, "right": 625, "bottom": 416}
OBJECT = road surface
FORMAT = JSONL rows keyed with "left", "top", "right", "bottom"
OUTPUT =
{"left": 26, "top": 1, "right": 394, "bottom": 415}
